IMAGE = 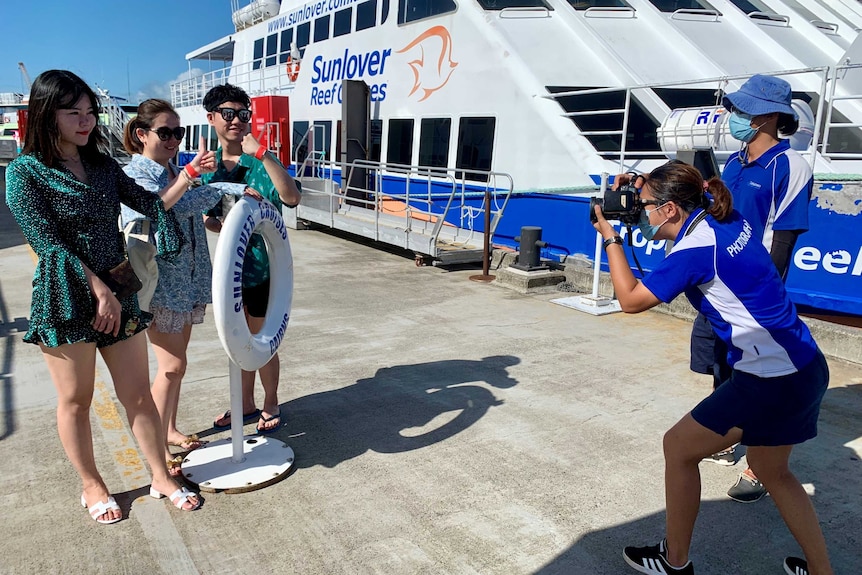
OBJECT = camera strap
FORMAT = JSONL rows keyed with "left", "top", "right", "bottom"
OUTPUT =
{"left": 683, "top": 209, "right": 709, "bottom": 238}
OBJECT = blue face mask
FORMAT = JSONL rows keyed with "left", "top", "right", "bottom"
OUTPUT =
{"left": 638, "top": 205, "right": 667, "bottom": 240}
{"left": 729, "top": 112, "right": 758, "bottom": 143}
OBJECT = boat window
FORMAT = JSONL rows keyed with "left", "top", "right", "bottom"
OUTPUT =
{"left": 293, "top": 120, "right": 310, "bottom": 164}
{"left": 370, "top": 119, "right": 383, "bottom": 162}
{"left": 419, "top": 118, "right": 451, "bottom": 173}
{"left": 647, "top": 0, "right": 717, "bottom": 12}
{"left": 315, "top": 15, "right": 331, "bottom": 42}
{"left": 297, "top": 22, "right": 311, "bottom": 57}
{"left": 334, "top": 7, "right": 352, "bottom": 36}
{"left": 209, "top": 125, "right": 218, "bottom": 152}
{"left": 548, "top": 86, "right": 660, "bottom": 158}
{"left": 387, "top": 119, "right": 414, "bottom": 165}
{"left": 653, "top": 88, "right": 722, "bottom": 109}
{"left": 456, "top": 117, "right": 495, "bottom": 182}
{"left": 253, "top": 38, "right": 264, "bottom": 70}
{"left": 336, "top": 120, "right": 342, "bottom": 162}
{"left": 357, "top": 0, "right": 377, "bottom": 31}
{"left": 566, "top": 0, "right": 629, "bottom": 10}
{"left": 476, "top": 0, "right": 551, "bottom": 10}
{"left": 724, "top": 0, "right": 767, "bottom": 13}
{"left": 192, "top": 125, "right": 201, "bottom": 148}
{"left": 266, "top": 34, "right": 278, "bottom": 67}
{"left": 313, "top": 120, "right": 333, "bottom": 159}
{"left": 279, "top": 29, "right": 295, "bottom": 63}
{"left": 824, "top": 107, "right": 862, "bottom": 155}
{"left": 398, "top": 0, "right": 457, "bottom": 24}
{"left": 185, "top": 125, "right": 192, "bottom": 151}
{"left": 381, "top": 0, "right": 390, "bottom": 23}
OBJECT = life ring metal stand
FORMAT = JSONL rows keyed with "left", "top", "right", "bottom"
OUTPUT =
{"left": 181, "top": 197, "right": 296, "bottom": 493}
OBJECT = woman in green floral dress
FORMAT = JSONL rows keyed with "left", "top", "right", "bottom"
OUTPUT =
{"left": 5, "top": 70, "right": 208, "bottom": 523}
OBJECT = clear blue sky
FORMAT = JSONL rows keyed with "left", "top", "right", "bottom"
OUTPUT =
{"left": 0, "top": 0, "right": 239, "bottom": 103}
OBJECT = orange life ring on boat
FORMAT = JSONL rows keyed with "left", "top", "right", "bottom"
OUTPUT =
{"left": 286, "top": 56, "right": 300, "bottom": 82}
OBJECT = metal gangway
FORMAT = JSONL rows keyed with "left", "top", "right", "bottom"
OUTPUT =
{"left": 284, "top": 132, "right": 514, "bottom": 265}
{"left": 97, "top": 88, "right": 132, "bottom": 163}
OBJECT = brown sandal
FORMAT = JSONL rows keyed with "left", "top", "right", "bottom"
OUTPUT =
{"left": 167, "top": 434, "right": 206, "bottom": 452}
{"left": 166, "top": 456, "right": 184, "bottom": 478}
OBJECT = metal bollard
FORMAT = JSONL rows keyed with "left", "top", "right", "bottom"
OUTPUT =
{"left": 511, "top": 226, "right": 548, "bottom": 271}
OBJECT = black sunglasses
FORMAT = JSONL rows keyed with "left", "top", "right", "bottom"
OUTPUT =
{"left": 149, "top": 126, "right": 186, "bottom": 141}
{"left": 214, "top": 107, "right": 252, "bottom": 123}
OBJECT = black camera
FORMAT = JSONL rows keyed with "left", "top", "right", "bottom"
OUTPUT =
{"left": 589, "top": 181, "right": 642, "bottom": 225}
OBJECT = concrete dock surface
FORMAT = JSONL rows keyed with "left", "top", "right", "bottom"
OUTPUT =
{"left": 1, "top": 186, "right": 861, "bottom": 575}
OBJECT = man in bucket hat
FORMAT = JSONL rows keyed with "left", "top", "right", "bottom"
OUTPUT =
{"left": 689, "top": 74, "right": 814, "bottom": 511}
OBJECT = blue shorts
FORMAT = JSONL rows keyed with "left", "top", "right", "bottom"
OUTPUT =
{"left": 690, "top": 313, "right": 730, "bottom": 387}
{"left": 691, "top": 350, "right": 829, "bottom": 446}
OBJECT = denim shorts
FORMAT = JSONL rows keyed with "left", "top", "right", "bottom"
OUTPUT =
{"left": 691, "top": 350, "right": 829, "bottom": 446}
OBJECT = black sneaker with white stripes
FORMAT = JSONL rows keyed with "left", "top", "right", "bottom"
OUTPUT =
{"left": 784, "top": 557, "right": 808, "bottom": 575}
{"left": 623, "top": 538, "right": 694, "bottom": 574}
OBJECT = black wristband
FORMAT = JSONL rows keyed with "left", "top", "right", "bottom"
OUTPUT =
{"left": 602, "top": 236, "right": 623, "bottom": 250}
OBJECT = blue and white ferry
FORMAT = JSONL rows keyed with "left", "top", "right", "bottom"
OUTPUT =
{"left": 168, "top": 0, "right": 862, "bottom": 317}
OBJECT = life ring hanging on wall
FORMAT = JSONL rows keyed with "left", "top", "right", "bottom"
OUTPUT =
{"left": 212, "top": 197, "right": 294, "bottom": 371}
{"left": 286, "top": 56, "right": 301, "bottom": 82}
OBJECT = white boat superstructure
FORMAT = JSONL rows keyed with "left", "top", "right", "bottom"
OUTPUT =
{"left": 169, "top": 0, "right": 862, "bottom": 313}
{"left": 172, "top": 0, "right": 862, "bottom": 185}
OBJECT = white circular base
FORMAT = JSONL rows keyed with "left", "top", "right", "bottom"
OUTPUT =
{"left": 180, "top": 436, "right": 295, "bottom": 493}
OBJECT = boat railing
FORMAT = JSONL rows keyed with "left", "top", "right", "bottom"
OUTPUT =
{"left": 170, "top": 56, "right": 297, "bottom": 109}
{"left": 291, "top": 136, "right": 514, "bottom": 253}
{"left": 348, "top": 159, "right": 514, "bottom": 242}
{"left": 543, "top": 65, "right": 862, "bottom": 170}
{"left": 822, "top": 60, "right": 862, "bottom": 159}
{"left": 97, "top": 91, "right": 131, "bottom": 161}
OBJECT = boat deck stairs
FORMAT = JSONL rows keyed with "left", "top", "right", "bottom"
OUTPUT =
{"left": 284, "top": 154, "right": 514, "bottom": 266}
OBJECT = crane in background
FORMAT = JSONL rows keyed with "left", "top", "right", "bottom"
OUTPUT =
{"left": 18, "top": 62, "right": 31, "bottom": 92}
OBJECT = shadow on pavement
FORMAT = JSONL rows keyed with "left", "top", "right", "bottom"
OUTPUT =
{"left": 0, "top": 178, "right": 30, "bottom": 441}
{"left": 0, "top": 283, "right": 29, "bottom": 442}
{"left": 0, "top": 175, "right": 27, "bottom": 251}
{"left": 534, "top": 383, "right": 862, "bottom": 574}
{"left": 248, "top": 355, "right": 520, "bottom": 468}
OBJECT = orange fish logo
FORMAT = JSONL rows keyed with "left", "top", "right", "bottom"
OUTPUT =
{"left": 396, "top": 26, "right": 458, "bottom": 102}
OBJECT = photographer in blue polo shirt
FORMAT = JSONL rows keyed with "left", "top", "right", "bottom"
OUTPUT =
{"left": 690, "top": 74, "right": 813, "bottom": 503}
{"left": 595, "top": 162, "right": 831, "bottom": 575}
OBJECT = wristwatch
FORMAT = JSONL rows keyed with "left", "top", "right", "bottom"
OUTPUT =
{"left": 602, "top": 236, "right": 623, "bottom": 250}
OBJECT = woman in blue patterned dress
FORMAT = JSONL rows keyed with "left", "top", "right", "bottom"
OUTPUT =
{"left": 5, "top": 71, "right": 203, "bottom": 523}
{"left": 121, "top": 99, "right": 259, "bottom": 475}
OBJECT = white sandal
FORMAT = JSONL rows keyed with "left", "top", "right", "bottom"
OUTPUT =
{"left": 149, "top": 486, "right": 201, "bottom": 511}
{"left": 81, "top": 494, "right": 122, "bottom": 524}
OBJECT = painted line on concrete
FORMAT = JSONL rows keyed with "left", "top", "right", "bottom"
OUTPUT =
{"left": 92, "top": 369, "right": 201, "bottom": 575}
{"left": 27, "top": 245, "right": 200, "bottom": 574}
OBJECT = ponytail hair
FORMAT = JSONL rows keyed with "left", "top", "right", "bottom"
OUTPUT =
{"left": 123, "top": 98, "right": 177, "bottom": 154}
{"left": 704, "top": 177, "right": 733, "bottom": 221}
{"left": 776, "top": 112, "right": 799, "bottom": 137}
{"left": 645, "top": 161, "right": 734, "bottom": 222}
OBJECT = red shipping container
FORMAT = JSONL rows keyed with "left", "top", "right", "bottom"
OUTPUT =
{"left": 251, "top": 96, "right": 290, "bottom": 167}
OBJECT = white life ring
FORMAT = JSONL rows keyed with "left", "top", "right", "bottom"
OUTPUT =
{"left": 212, "top": 197, "right": 293, "bottom": 371}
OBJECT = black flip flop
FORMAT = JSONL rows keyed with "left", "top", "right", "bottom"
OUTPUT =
{"left": 213, "top": 408, "right": 261, "bottom": 430}
{"left": 255, "top": 412, "right": 282, "bottom": 435}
